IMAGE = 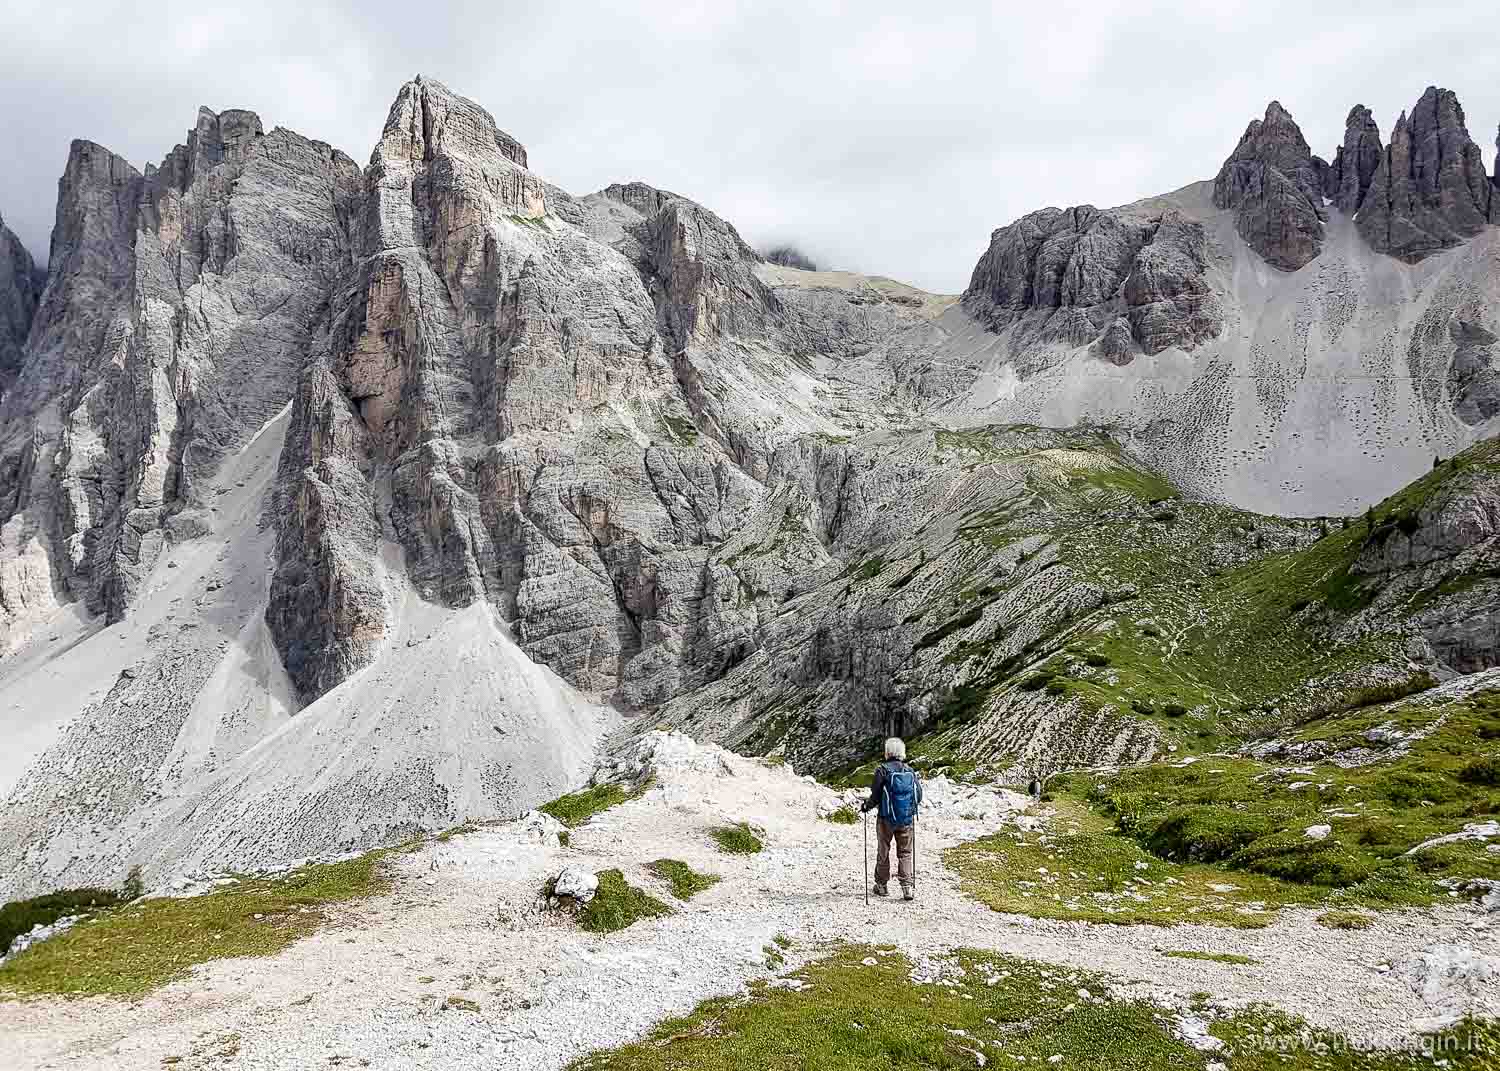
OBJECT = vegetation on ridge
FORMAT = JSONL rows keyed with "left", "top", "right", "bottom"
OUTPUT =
{"left": 947, "top": 687, "right": 1500, "bottom": 928}
{"left": 0, "top": 867, "right": 141, "bottom": 958}
{"left": 0, "top": 850, "right": 398, "bottom": 997}
{"left": 540, "top": 781, "right": 649, "bottom": 828}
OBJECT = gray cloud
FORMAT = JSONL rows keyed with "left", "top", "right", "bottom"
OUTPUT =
{"left": 1, "top": 1, "right": 1495, "bottom": 292}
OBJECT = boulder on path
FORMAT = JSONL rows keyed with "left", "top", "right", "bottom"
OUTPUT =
{"left": 552, "top": 866, "right": 599, "bottom": 903}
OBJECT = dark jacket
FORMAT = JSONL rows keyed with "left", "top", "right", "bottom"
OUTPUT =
{"left": 861, "top": 759, "right": 923, "bottom": 822}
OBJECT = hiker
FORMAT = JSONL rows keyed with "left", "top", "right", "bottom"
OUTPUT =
{"left": 861, "top": 737, "right": 923, "bottom": 901}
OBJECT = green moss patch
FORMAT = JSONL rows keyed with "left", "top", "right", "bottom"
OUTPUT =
{"left": 540, "top": 781, "right": 646, "bottom": 828}
{"left": 647, "top": 859, "right": 720, "bottom": 901}
{"left": 571, "top": 946, "right": 1197, "bottom": 1070}
{"left": 0, "top": 851, "right": 394, "bottom": 997}
{"left": 710, "top": 822, "right": 765, "bottom": 855}
{"left": 1316, "top": 911, "right": 1374, "bottom": 931}
{"left": 575, "top": 870, "right": 672, "bottom": 934}
{"left": 662, "top": 414, "right": 699, "bottom": 445}
{"left": 946, "top": 801, "right": 1308, "bottom": 928}
{"left": 1160, "top": 950, "right": 1257, "bottom": 965}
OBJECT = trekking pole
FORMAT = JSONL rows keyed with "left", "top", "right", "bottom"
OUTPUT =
{"left": 863, "top": 811, "right": 869, "bottom": 905}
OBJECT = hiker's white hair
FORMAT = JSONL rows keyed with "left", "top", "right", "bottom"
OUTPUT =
{"left": 884, "top": 737, "right": 906, "bottom": 760}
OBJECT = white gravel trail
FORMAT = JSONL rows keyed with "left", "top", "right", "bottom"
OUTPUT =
{"left": 2, "top": 732, "right": 1496, "bottom": 1070}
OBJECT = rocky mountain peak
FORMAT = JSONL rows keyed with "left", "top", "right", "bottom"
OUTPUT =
{"left": 147, "top": 107, "right": 265, "bottom": 190}
{"left": 380, "top": 75, "right": 529, "bottom": 170}
{"left": 1212, "top": 99, "right": 1325, "bottom": 271}
{"left": 1356, "top": 85, "right": 1493, "bottom": 261}
{"left": 1321, "top": 104, "right": 1383, "bottom": 215}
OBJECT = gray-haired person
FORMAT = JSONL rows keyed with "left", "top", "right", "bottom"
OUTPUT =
{"left": 860, "top": 737, "right": 923, "bottom": 900}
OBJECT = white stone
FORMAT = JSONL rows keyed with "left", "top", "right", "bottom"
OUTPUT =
{"left": 553, "top": 866, "right": 599, "bottom": 903}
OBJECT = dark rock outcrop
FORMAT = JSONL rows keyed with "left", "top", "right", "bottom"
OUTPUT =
{"left": 0, "top": 216, "right": 42, "bottom": 393}
{"left": 1121, "top": 210, "right": 1221, "bottom": 354}
{"left": 1321, "top": 105, "right": 1383, "bottom": 216}
{"left": 1357, "top": 87, "right": 1493, "bottom": 262}
{"left": 1212, "top": 101, "right": 1325, "bottom": 271}
{"left": 1449, "top": 321, "right": 1500, "bottom": 426}
{"left": 1350, "top": 447, "right": 1500, "bottom": 673}
{"left": 962, "top": 205, "right": 1221, "bottom": 359}
{"left": 1492, "top": 125, "right": 1500, "bottom": 225}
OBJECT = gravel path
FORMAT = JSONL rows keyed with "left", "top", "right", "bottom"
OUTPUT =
{"left": 3, "top": 733, "right": 1496, "bottom": 1070}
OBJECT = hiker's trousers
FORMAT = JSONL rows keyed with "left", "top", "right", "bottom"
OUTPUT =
{"left": 874, "top": 817, "right": 916, "bottom": 890}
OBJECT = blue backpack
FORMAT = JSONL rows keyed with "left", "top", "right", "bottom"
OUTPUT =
{"left": 882, "top": 764, "right": 921, "bottom": 828}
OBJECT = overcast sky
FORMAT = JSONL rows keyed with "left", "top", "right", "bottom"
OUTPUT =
{"left": 1, "top": 1, "right": 1496, "bottom": 293}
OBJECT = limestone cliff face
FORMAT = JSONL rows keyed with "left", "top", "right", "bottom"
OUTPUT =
{"left": 0, "top": 110, "right": 358, "bottom": 654}
{"left": 267, "top": 79, "right": 947, "bottom": 710}
{"left": 1209, "top": 89, "right": 1497, "bottom": 271}
{"left": 0, "top": 140, "right": 143, "bottom": 650}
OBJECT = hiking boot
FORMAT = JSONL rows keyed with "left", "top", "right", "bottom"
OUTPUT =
{"left": 872, "top": 883, "right": 888, "bottom": 897}
{"left": 902, "top": 886, "right": 915, "bottom": 901}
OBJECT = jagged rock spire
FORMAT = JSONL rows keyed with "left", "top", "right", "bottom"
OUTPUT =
{"left": 1212, "top": 101, "right": 1325, "bottom": 271}
{"left": 1321, "top": 105, "right": 1383, "bottom": 216}
{"left": 1356, "top": 86, "right": 1493, "bottom": 261}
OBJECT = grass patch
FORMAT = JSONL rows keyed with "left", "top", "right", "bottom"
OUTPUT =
{"left": 946, "top": 800, "right": 1309, "bottom": 928}
{"left": 1316, "top": 910, "right": 1374, "bottom": 930}
{"left": 823, "top": 805, "right": 859, "bottom": 825}
{"left": 710, "top": 822, "right": 765, "bottom": 855}
{"left": 1160, "top": 950, "right": 1258, "bottom": 965}
{"left": 434, "top": 822, "right": 479, "bottom": 843}
{"left": 570, "top": 944, "right": 1494, "bottom": 1070}
{"left": 950, "top": 689, "right": 1500, "bottom": 930}
{"left": 540, "top": 781, "right": 645, "bottom": 828}
{"left": 1, "top": 870, "right": 141, "bottom": 957}
{"left": 574, "top": 869, "right": 672, "bottom": 934}
{"left": 571, "top": 946, "right": 1199, "bottom": 1070}
{"left": 647, "top": 859, "right": 720, "bottom": 901}
{"left": 0, "top": 851, "right": 394, "bottom": 997}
